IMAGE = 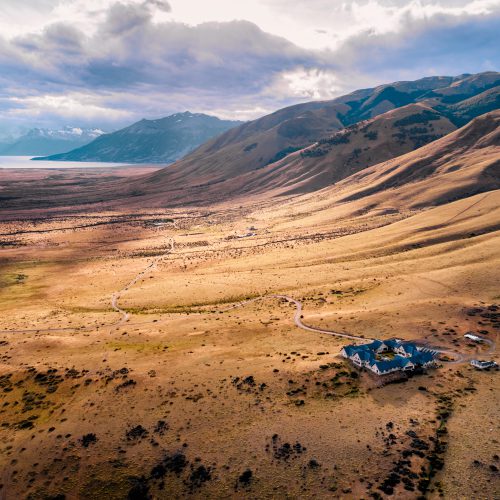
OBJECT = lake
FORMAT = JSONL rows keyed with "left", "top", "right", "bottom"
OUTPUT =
{"left": 0, "top": 156, "right": 135, "bottom": 169}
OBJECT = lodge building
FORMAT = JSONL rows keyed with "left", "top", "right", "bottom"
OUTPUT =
{"left": 340, "top": 339, "right": 436, "bottom": 375}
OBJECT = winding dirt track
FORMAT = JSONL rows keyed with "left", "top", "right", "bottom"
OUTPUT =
{"left": 221, "top": 294, "right": 478, "bottom": 363}
{"left": 275, "top": 294, "right": 371, "bottom": 340}
{"left": 110, "top": 237, "right": 175, "bottom": 324}
{"left": 0, "top": 237, "right": 175, "bottom": 334}
{"left": 0, "top": 235, "right": 493, "bottom": 365}
{"left": 274, "top": 297, "right": 487, "bottom": 364}
{"left": 279, "top": 295, "right": 481, "bottom": 364}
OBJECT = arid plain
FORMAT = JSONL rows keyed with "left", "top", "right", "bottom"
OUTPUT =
{"left": 0, "top": 160, "right": 498, "bottom": 498}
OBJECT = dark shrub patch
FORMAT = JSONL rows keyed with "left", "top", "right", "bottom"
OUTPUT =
{"left": 126, "top": 425, "right": 148, "bottom": 441}
{"left": 238, "top": 469, "right": 253, "bottom": 485}
{"left": 79, "top": 433, "right": 97, "bottom": 447}
{"left": 153, "top": 420, "right": 169, "bottom": 435}
{"left": 243, "top": 143, "right": 257, "bottom": 152}
{"left": 150, "top": 464, "right": 166, "bottom": 479}
{"left": 127, "top": 476, "right": 151, "bottom": 500}
{"left": 188, "top": 465, "right": 212, "bottom": 488}
{"left": 116, "top": 379, "right": 137, "bottom": 392}
{"left": 364, "top": 130, "right": 378, "bottom": 140}
{"left": 163, "top": 452, "right": 188, "bottom": 475}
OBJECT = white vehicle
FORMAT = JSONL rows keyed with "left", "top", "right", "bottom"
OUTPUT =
{"left": 471, "top": 359, "right": 498, "bottom": 370}
{"left": 464, "top": 333, "right": 483, "bottom": 342}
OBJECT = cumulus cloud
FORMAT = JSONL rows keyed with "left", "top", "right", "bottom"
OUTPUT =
{"left": 0, "top": 0, "right": 498, "bottom": 134}
{"left": 264, "top": 68, "right": 340, "bottom": 100}
{"left": 144, "top": 0, "right": 171, "bottom": 12}
{"left": 2, "top": 15, "right": 312, "bottom": 95}
{"left": 333, "top": 7, "right": 500, "bottom": 84}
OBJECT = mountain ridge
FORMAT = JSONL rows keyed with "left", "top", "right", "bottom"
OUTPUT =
{"left": 1, "top": 72, "right": 498, "bottom": 213}
{"left": 35, "top": 112, "right": 243, "bottom": 164}
{"left": 117, "top": 72, "right": 498, "bottom": 207}
{"left": 0, "top": 127, "right": 104, "bottom": 156}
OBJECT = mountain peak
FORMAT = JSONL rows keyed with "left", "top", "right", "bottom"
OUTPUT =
{"left": 111, "top": 71, "right": 499, "bottom": 207}
{"left": 34, "top": 112, "right": 243, "bottom": 163}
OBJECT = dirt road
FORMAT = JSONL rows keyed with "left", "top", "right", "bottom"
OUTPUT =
{"left": 1, "top": 235, "right": 493, "bottom": 366}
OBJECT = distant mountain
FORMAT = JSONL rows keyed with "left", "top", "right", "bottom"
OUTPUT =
{"left": 118, "top": 71, "right": 499, "bottom": 206}
{"left": 3, "top": 72, "right": 498, "bottom": 212}
{"left": 0, "top": 127, "right": 104, "bottom": 156}
{"left": 35, "top": 112, "right": 243, "bottom": 164}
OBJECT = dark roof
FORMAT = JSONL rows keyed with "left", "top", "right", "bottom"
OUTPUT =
{"left": 357, "top": 350, "right": 375, "bottom": 362}
{"left": 342, "top": 343, "right": 375, "bottom": 356}
{"left": 364, "top": 340, "right": 384, "bottom": 350}
{"left": 342, "top": 345, "right": 364, "bottom": 357}
{"left": 410, "top": 351, "right": 435, "bottom": 365}
{"left": 384, "top": 339, "right": 401, "bottom": 349}
{"left": 371, "top": 355, "right": 413, "bottom": 372}
{"left": 399, "top": 344, "right": 419, "bottom": 356}
{"left": 343, "top": 339, "right": 436, "bottom": 370}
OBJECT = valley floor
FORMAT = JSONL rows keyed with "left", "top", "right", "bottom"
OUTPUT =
{"left": 0, "top": 181, "right": 499, "bottom": 499}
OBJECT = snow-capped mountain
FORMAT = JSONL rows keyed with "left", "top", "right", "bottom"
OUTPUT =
{"left": 0, "top": 126, "right": 106, "bottom": 156}
{"left": 36, "top": 112, "right": 243, "bottom": 163}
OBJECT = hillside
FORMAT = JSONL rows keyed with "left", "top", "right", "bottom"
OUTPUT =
{"left": 33, "top": 72, "right": 500, "bottom": 173}
{"left": 35, "top": 112, "right": 243, "bottom": 164}
{"left": 441, "top": 86, "right": 500, "bottom": 126}
{"left": 336, "top": 109, "right": 500, "bottom": 209}
{"left": 124, "top": 103, "right": 464, "bottom": 205}
{"left": 0, "top": 127, "right": 104, "bottom": 156}
{"left": 1, "top": 73, "right": 498, "bottom": 212}
{"left": 120, "top": 72, "right": 498, "bottom": 204}
{"left": 237, "top": 103, "right": 458, "bottom": 196}
{"left": 1, "top": 110, "right": 497, "bottom": 219}
{"left": 260, "top": 110, "right": 500, "bottom": 233}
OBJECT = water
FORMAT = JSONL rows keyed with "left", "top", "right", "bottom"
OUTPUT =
{"left": 0, "top": 156, "right": 134, "bottom": 169}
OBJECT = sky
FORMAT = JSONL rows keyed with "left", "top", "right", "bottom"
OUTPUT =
{"left": 0, "top": 0, "right": 499, "bottom": 137}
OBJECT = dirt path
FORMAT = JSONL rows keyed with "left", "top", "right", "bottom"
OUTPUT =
{"left": 0, "top": 235, "right": 493, "bottom": 366}
{"left": 110, "top": 237, "right": 175, "bottom": 324}
{"left": 270, "top": 294, "right": 372, "bottom": 341}
{"left": 220, "top": 294, "right": 485, "bottom": 363}
{"left": 0, "top": 237, "right": 175, "bottom": 334}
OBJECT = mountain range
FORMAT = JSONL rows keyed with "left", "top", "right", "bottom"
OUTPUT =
{"left": 0, "top": 127, "right": 104, "bottom": 156}
{"left": 1, "top": 71, "right": 498, "bottom": 212}
{"left": 119, "top": 71, "right": 499, "bottom": 206}
{"left": 35, "top": 112, "right": 243, "bottom": 164}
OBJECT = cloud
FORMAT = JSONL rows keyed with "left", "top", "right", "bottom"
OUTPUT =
{"left": 0, "top": 0, "right": 498, "bottom": 134}
{"left": 6, "top": 93, "right": 133, "bottom": 121}
{"left": 3, "top": 15, "right": 312, "bottom": 94}
{"left": 144, "top": 0, "right": 171, "bottom": 12}
{"left": 333, "top": 7, "right": 500, "bottom": 83}
{"left": 103, "top": 2, "right": 152, "bottom": 35}
{"left": 265, "top": 68, "right": 340, "bottom": 100}
{"left": 0, "top": 12, "right": 315, "bottom": 129}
